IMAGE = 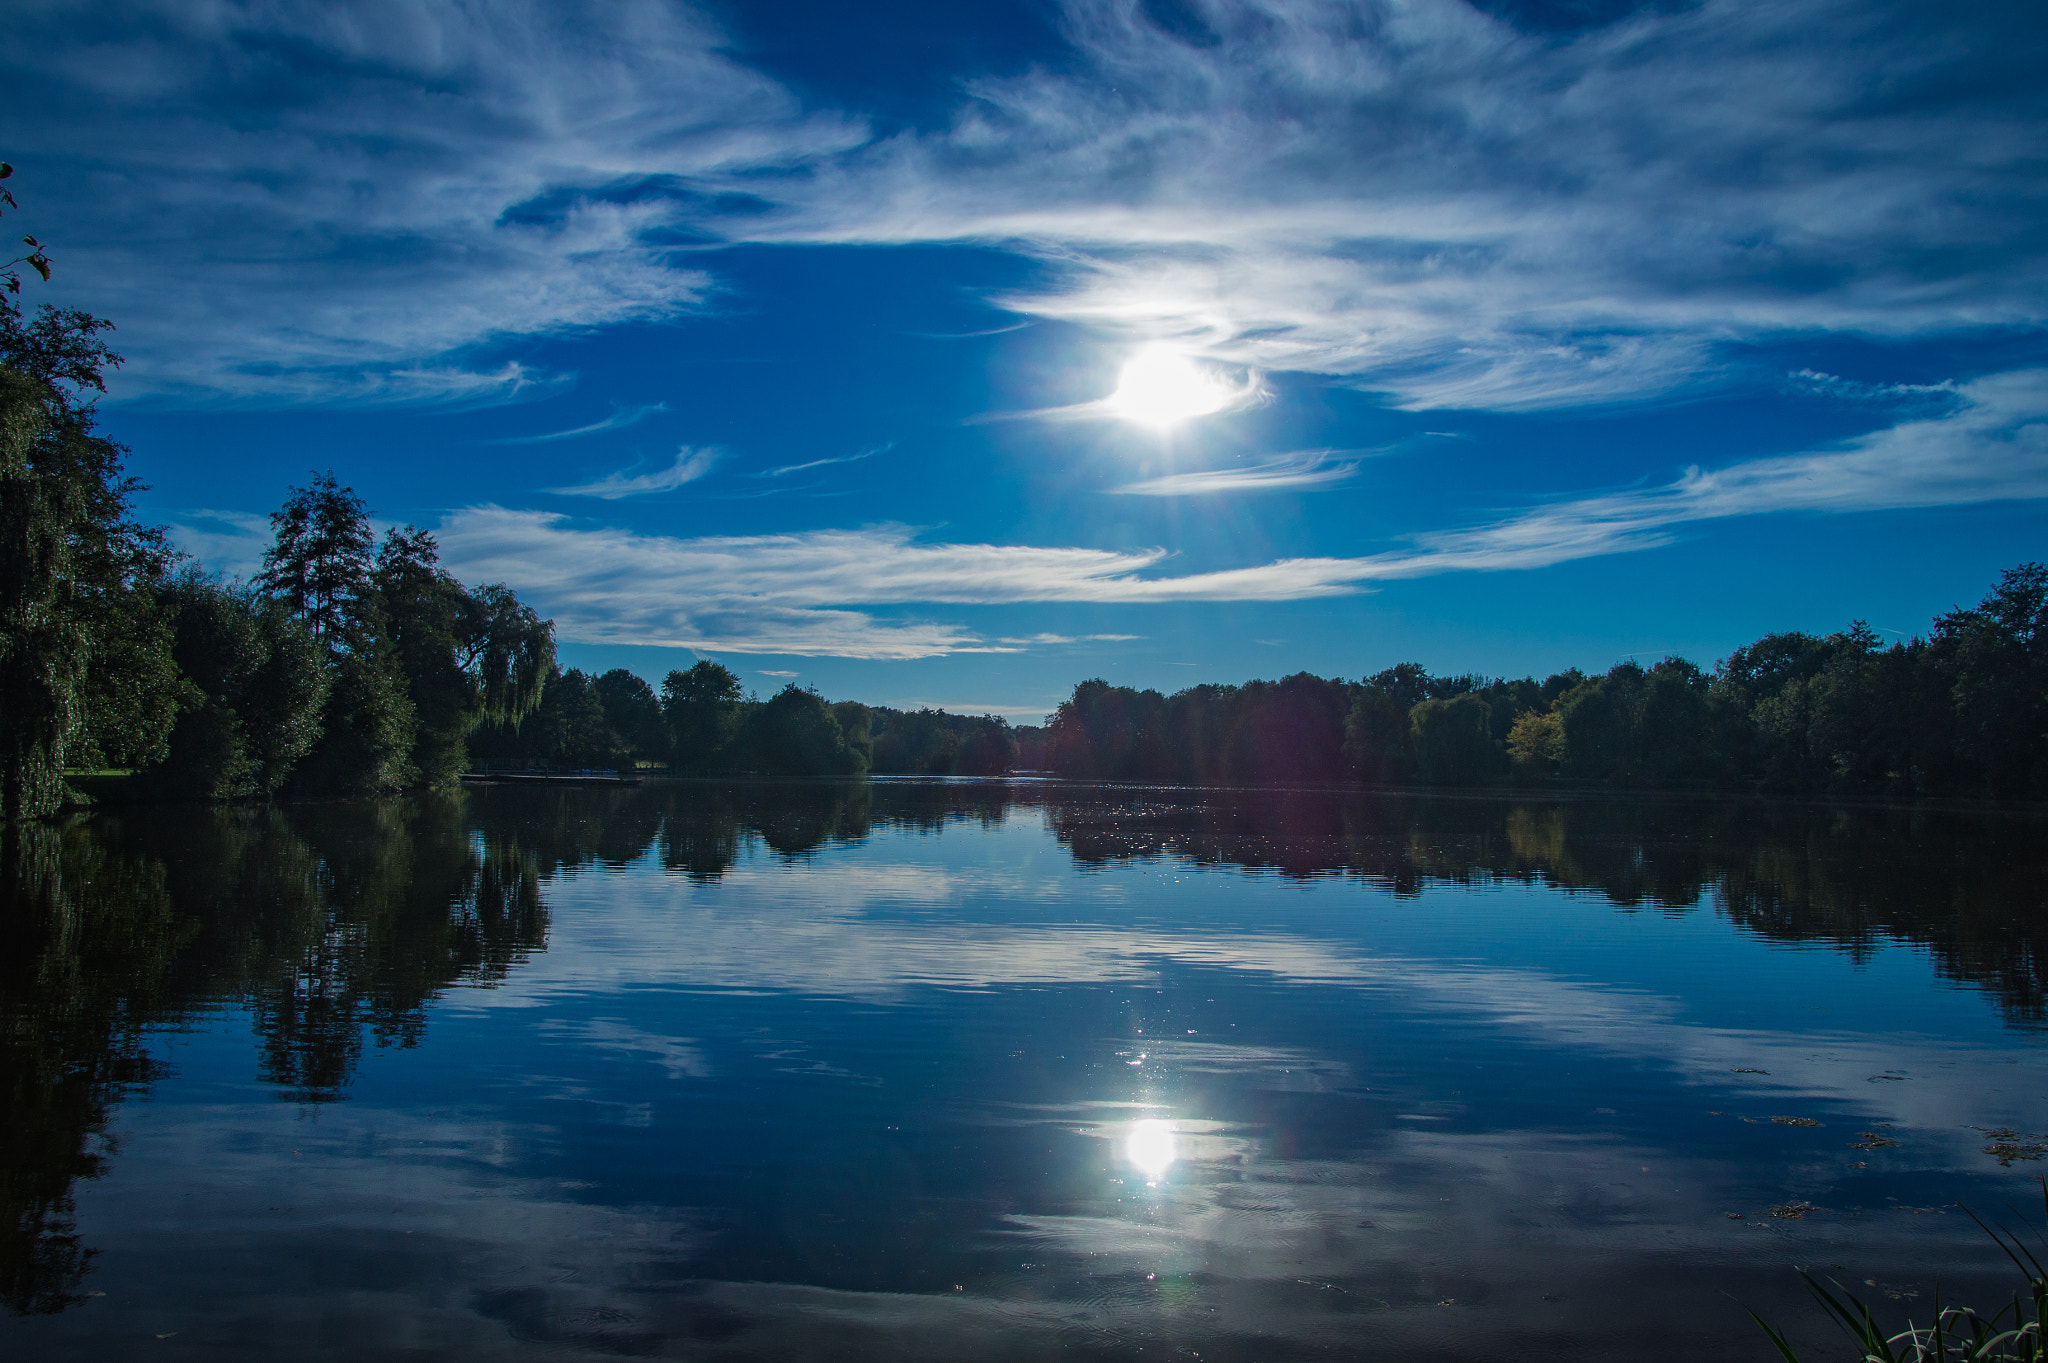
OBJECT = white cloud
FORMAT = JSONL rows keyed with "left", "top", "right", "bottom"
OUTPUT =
{"left": 548, "top": 446, "right": 721, "bottom": 499}
{"left": 1, "top": 0, "right": 862, "bottom": 403}
{"left": 432, "top": 507, "right": 1395, "bottom": 658}
{"left": 489, "top": 402, "right": 669, "bottom": 444}
{"left": 757, "top": 447, "right": 887, "bottom": 478}
{"left": 758, "top": 0, "right": 2048, "bottom": 409}
{"left": 8, "top": 0, "right": 2039, "bottom": 413}
{"left": 1111, "top": 449, "right": 1359, "bottom": 495}
{"left": 1359, "top": 368, "right": 2048, "bottom": 576}
{"left": 885, "top": 702, "right": 1060, "bottom": 718}
{"left": 425, "top": 370, "right": 2048, "bottom": 655}
{"left": 163, "top": 508, "right": 273, "bottom": 581}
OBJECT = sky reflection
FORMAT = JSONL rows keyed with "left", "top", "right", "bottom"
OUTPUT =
{"left": 6, "top": 784, "right": 2048, "bottom": 1360}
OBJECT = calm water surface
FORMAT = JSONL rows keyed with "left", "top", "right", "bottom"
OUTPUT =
{"left": 5, "top": 781, "right": 2048, "bottom": 1360}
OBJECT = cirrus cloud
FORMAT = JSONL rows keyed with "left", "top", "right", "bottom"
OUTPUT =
{"left": 1111, "top": 449, "right": 1361, "bottom": 496}
{"left": 760, "top": 0, "right": 2048, "bottom": 409}
{"left": 548, "top": 446, "right": 722, "bottom": 499}
{"left": 0, "top": 0, "right": 862, "bottom": 403}
{"left": 428, "top": 368, "right": 2048, "bottom": 657}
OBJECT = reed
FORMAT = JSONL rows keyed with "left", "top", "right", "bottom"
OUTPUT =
{"left": 1752, "top": 1184, "right": 2048, "bottom": 1362}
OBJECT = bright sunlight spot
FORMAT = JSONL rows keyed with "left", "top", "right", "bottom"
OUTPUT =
{"left": 1104, "top": 345, "right": 1247, "bottom": 428}
{"left": 1124, "top": 1118, "right": 1178, "bottom": 1180}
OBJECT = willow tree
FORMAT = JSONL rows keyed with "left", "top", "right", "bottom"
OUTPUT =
{"left": 373, "top": 527, "right": 554, "bottom": 786}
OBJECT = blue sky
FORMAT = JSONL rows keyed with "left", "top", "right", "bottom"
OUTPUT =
{"left": 6, "top": 0, "right": 2044, "bottom": 717}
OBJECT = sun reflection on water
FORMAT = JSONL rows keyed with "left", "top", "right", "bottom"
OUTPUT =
{"left": 1124, "top": 1118, "right": 1178, "bottom": 1181}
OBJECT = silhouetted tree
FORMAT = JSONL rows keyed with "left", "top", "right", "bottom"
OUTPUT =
{"left": 256, "top": 472, "right": 372, "bottom": 647}
{"left": 1935, "top": 562, "right": 2048, "bottom": 798}
{"left": 662, "top": 660, "right": 742, "bottom": 771}
{"left": 594, "top": 669, "right": 663, "bottom": 761}
{"left": 1411, "top": 694, "right": 1497, "bottom": 785}
{"left": 742, "top": 684, "right": 865, "bottom": 776}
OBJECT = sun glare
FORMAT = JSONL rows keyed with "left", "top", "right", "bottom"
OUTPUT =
{"left": 1104, "top": 345, "right": 1245, "bottom": 428}
{"left": 1124, "top": 1118, "right": 1178, "bottom": 1181}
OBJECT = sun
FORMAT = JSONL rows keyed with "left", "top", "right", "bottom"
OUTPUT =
{"left": 1104, "top": 344, "right": 1247, "bottom": 428}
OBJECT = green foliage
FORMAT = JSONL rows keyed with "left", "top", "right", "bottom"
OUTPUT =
{"left": 832, "top": 701, "right": 876, "bottom": 771}
{"left": 1410, "top": 694, "right": 1498, "bottom": 785}
{"left": 0, "top": 170, "right": 554, "bottom": 809}
{"left": 371, "top": 526, "right": 473, "bottom": 787}
{"left": 868, "top": 706, "right": 1015, "bottom": 775}
{"left": 289, "top": 634, "right": 418, "bottom": 796}
{"left": 148, "top": 576, "right": 325, "bottom": 800}
{"left": 460, "top": 582, "right": 553, "bottom": 729}
{"left": 1343, "top": 686, "right": 1414, "bottom": 783}
{"left": 0, "top": 286, "right": 176, "bottom": 819}
{"left": 742, "top": 684, "right": 866, "bottom": 776}
{"left": 70, "top": 566, "right": 184, "bottom": 772}
{"left": 247, "top": 495, "right": 552, "bottom": 794}
{"left": 516, "top": 666, "right": 616, "bottom": 768}
{"left": 249, "top": 477, "right": 417, "bottom": 796}
{"left": 661, "top": 660, "right": 742, "bottom": 772}
{"left": 256, "top": 472, "right": 373, "bottom": 647}
{"left": 594, "top": 668, "right": 664, "bottom": 759}
{"left": 1936, "top": 563, "right": 2048, "bottom": 798}
{"left": 1507, "top": 709, "right": 1564, "bottom": 774}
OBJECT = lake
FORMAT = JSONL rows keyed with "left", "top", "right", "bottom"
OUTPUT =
{"left": 5, "top": 780, "right": 2048, "bottom": 1360}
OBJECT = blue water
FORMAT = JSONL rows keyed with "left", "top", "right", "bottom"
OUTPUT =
{"left": 5, "top": 782, "right": 2046, "bottom": 1360}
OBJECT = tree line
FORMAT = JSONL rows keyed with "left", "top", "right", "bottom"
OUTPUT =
{"left": 469, "top": 657, "right": 1028, "bottom": 778}
{"left": 1044, "top": 561, "right": 2048, "bottom": 801}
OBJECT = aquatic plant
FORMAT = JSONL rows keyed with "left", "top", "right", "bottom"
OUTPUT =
{"left": 1752, "top": 1184, "right": 2048, "bottom": 1361}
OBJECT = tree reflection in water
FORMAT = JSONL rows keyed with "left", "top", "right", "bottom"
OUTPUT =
{"left": 1, "top": 780, "right": 2045, "bottom": 1317}
{"left": 0, "top": 797, "right": 550, "bottom": 1310}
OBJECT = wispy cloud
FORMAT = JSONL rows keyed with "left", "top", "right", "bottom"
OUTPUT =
{"left": 432, "top": 509, "right": 1371, "bottom": 658}
{"left": 757, "top": 669, "right": 798, "bottom": 678}
{"left": 489, "top": 403, "right": 668, "bottom": 444}
{"left": 163, "top": 509, "right": 273, "bottom": 581}
{"left": 994, "top": 633, "right": 1143, "bottom": 645}
{"left": 16, "top": 0, "right": 2043, "bottom": 413}
{"left": 2, "top": 0, "right": 862, "bottom": 403}
{"left": 548, "top": 447, "right": 721, "bottom": 499}
{"left": 427, "top": 371, "right": 2048, "bottom": 657}
{"left": 758, "top": 0, "right": 2048, "bottom": 410}
{"left": 1111, "top": 450, "right": 1359, "bottom": 496}
{"left": 885, "top": 702, "right": 1059, "bottom": 718}
{"left": 1358, "top": 369, "right": 2048, "bottom": 577}
{"left": 755, "top": 446, "right": 887, "bottom": 478}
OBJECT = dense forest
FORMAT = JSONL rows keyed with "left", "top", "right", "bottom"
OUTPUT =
{"left": 1041, "top": 564, "right": 2048, "bottom": 801}
{"left": 478, "top": 557, "right": 2048, "bottom": 803}
{"left": 469, "top": 657, "right": 1027, "bottom": 779}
